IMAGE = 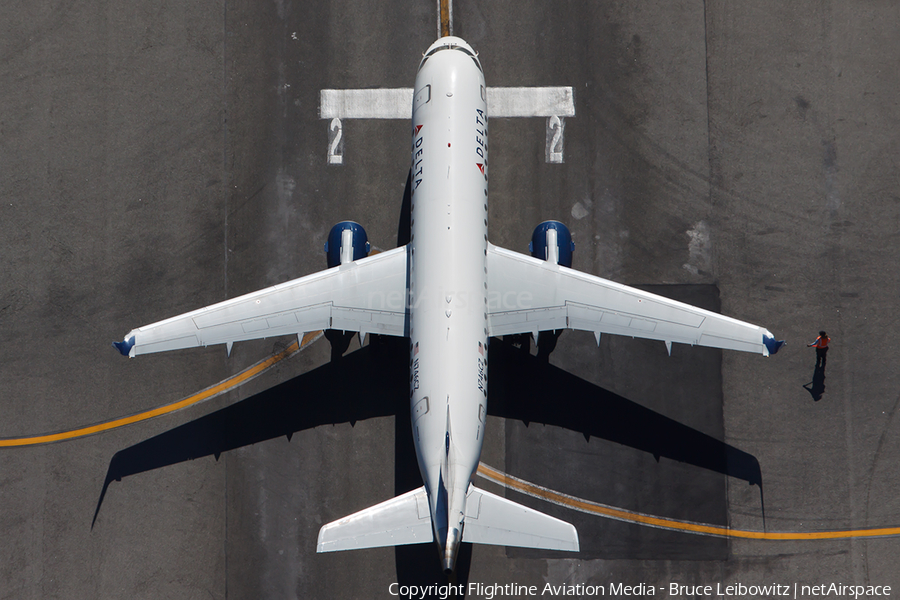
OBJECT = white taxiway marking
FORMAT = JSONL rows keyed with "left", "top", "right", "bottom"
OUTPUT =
{"left": 320, "top": 88, "right": 414, "bottom": 120}
{"left": 320, "top": 87, "right": 575, "bottom": 164}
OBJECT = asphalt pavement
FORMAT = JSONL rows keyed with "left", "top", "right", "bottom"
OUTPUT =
{"left": 2, "top": 0, "right": 899, "bottom": 598}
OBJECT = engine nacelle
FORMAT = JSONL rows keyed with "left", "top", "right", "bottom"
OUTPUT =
{"left": 529, "top": 220, "right": 574, "bottom": 268}
{"left": 324, "top": 221, "right": 370, "bottom": 268}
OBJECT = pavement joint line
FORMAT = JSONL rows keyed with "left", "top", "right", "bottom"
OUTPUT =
{"left": 476, "top": 462, "right": 900, "bottom": 541}
{"left": 0, "top": 331, "right": 324, "bottom": 448}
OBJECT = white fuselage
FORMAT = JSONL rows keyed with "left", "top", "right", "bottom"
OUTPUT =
{"left": 408, "top": 37, "right": 488, "bottom": 572}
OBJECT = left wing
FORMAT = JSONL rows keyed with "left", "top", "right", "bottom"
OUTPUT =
{"left": 114, "top": 246, "right": 409, "bottom": 357}
{"left": 486, "top": 244, "right": 783, "bottom": 356}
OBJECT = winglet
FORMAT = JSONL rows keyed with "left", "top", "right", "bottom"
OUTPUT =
{"left": 112, "top": 336, "right": 136, "bottom": 358}
{"left": 762, "top": 334, "right": 785, "bottom": 356}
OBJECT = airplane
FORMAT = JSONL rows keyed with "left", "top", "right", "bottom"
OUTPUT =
{"left": 113, "top": 36, "right": 784, "bottom": 574}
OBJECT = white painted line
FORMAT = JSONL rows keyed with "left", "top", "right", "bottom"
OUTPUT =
{"left": 320, "top": 86, "right": 575, "bottom": 165}
{"left": 320, "top": 89, "right": 413, "bottom": 119}
{"left": 320, "top": 87, "right": 575, "bottom": 120}
{"left": 488, "top": 87, "right": 575, "bottom": 118}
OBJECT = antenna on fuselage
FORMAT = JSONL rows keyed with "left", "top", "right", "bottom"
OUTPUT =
{"left": 437, "top": 0, "right": 453, "bottom": 37}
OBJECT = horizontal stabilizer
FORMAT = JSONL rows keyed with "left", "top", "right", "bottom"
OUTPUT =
{"left": 317, "top": 486, "right": 432, "bottom": 552}
{"left": 462, "top": 485, "right": 579, "bottom": 552}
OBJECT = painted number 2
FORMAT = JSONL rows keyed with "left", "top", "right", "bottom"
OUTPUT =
{"left": 328, "top": 117, "right": 343, "bottom": 165}
{"left": 545, "top": 115, "right": 565, "bottom": 164}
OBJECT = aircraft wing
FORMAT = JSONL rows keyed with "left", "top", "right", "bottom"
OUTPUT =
{"left": 114, "top": 246, "right": 409, "bottom": 357}
{"left": 486, "top": 244, "right": 783, "bottom": 356}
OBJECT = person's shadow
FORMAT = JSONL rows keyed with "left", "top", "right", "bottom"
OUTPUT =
{"left": 803, "top": 364, "right": 826, "bottom": 401}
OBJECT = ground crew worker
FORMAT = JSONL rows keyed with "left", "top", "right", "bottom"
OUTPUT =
{"left": 807, "top": 331, "right": 830, "bottom": 368}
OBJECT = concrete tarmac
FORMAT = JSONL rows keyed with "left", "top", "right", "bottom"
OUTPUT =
{"left": 2, "top": 0, "right": 899, "bottom": 598}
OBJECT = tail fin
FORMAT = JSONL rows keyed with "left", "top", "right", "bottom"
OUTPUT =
{"left": 462, "top": 485, "right": 579, "bottom": 551}
{"left": 317, "top": 486, "right": 432, "bottom": 552}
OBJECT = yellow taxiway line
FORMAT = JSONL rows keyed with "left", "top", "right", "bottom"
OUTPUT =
{"left": 0, "top": 332, "right": 323, "bottom": 448}
{"left": 4, "top": 337, "right": 898, "bottom": 542}
{"left": 476, "top": 462, "right": 900, "bottom": 541}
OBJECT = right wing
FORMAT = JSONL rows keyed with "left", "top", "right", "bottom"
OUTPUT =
{"left": 114, "top": 246, "right": 409, "bottom": 357}
{"left": 486, "top": 244, "right": 783, "bottom": 356}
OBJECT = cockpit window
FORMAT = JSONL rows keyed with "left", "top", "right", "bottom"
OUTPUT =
{"left": 420, "top": 44, "right": 483, "bottom": 72}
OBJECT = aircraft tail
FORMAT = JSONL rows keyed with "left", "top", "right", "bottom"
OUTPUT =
{"left": 316, "top": 484, "right": 579, "bottom": 554}
{"left": 462, "top": 485, "right": 579, "bottom": 551}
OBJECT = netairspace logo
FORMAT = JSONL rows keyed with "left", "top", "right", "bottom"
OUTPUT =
{"left": 367, "top": 289, "right": 534, "bottom": 312}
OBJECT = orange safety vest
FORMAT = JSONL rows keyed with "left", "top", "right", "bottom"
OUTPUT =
{"left": 813, "top": 336, "right": 830, "bottom": 349}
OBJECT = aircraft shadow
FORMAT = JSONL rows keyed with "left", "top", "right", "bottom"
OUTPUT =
{"left": 92, "top": 336, "right": 409, "bottom": 528}
{"left": 95, "top": 335, "right": 762, "bottom": 596}
{"left": 488, "top": 340, "right": 763, "bottom": 488}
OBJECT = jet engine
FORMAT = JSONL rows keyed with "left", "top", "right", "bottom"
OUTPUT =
{"left": 324, "top": 221, "right": 370, "bottom": 268}
{"left": 528, "top": 220, "right": 574, "bottom": 268}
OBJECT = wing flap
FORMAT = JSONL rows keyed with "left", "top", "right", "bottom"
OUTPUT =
{"left": 139, "top": 335, "right": 202, "bottom": 355}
